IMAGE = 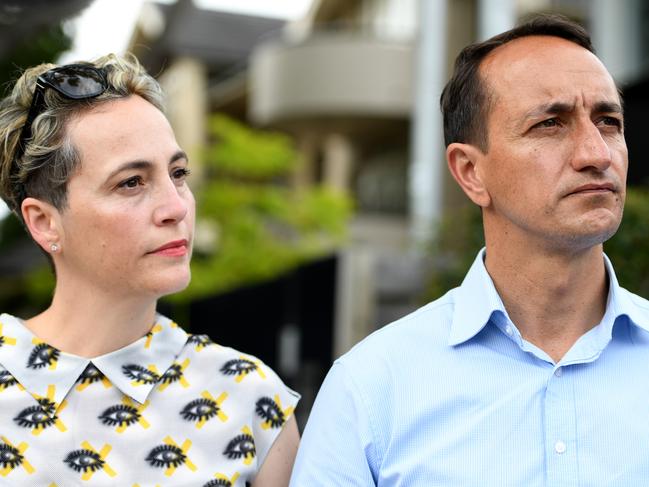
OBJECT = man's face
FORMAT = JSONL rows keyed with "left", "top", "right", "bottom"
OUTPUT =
{"left": 477, "top": 35, "right": 627, "bottom": 252}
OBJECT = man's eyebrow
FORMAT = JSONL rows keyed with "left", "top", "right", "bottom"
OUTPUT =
{"left": 522, "top": 100, "right": 624, "bottom": 121}
{"left": 106, "top": 151, "right": 189, "bottom": 180}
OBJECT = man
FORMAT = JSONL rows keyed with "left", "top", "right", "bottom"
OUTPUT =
{"left": 289, "top": 14, "right": 649, "bottom": 486}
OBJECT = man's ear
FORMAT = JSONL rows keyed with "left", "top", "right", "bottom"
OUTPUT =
{"left": 446, "top": 142, "right": 491, "bottom": 208}
{"left": 21, "top": 197, "right": 62, "bottom": 253}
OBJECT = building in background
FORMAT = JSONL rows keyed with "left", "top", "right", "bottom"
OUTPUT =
{"left": 122, "top": 0, "right": 649, "bottom": 425}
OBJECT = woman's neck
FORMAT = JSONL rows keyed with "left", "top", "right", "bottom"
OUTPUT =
{"left": 24, "top": 284, "right": 158, "bottom": 358}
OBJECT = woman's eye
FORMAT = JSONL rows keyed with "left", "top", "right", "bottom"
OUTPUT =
{"left": 146, "top": 444, "right": 186, "bottom": 468}
{"left": 14, "top": 405, "right": 55, "bottom": 430}
{"left": 223, "top": 434, "right": 256, "bottom": 460}
{"left": 64, "top": 449, "right": 104, "bottom": 473}
{"left": 220, "top": 359, "right": 257, "bottom": 377}
{"left": 27, "top": 343, "right": 60, "bottom": 369}
{"left": 118, "top": 176, "right": 143, "bottom": 189}
{"left": 99, "top": 404, "right": 140, "bottom": 427}
{"left": 172, "top": 167, "right": 191, "bottom": 180}
{"left": 180, "top": 398, "right": 219, "bottom": 422}
{"left": 255, "top": 397, "right": 285, "bottom": 428}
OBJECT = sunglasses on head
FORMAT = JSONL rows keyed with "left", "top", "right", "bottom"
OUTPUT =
{"left": 11, "top": 63, "right": 108, "bottom": 210}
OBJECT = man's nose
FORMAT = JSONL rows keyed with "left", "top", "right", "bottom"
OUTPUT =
{"left": 153, "top": 180, "right": 190, "bottom": 226}
{"left": 570, "top": 122, "right": 612, "bottom": 172}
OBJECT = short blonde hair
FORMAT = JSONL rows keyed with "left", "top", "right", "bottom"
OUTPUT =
{"left": 0, "top": 53, "right": 165, "bottom": 215}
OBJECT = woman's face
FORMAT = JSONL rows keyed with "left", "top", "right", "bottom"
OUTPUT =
{"left": 56, "top": 95, "right": 195, "bottom": 299}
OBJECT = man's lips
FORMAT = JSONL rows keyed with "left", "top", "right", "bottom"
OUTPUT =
{"left": 149, "top": 239, "right": 189, "bottom": 256}
{"left": 567, "top": 183, "right": 616, "bottom": 196}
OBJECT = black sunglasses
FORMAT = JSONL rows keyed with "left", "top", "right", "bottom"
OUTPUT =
{"left": 10, "top": 63, "right": 108, "bottom": 210}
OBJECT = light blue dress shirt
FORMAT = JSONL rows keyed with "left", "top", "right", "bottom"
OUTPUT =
{"left": 290, "top": 249, "right": 649, "bottom": 486}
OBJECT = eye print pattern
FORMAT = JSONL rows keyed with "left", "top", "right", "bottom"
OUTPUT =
{"left": 37, "top": 398, "right": 56, "bottom": 416}
{"left": 99, "top": 404, "right": 140, "bottom": 428}
{"left": 160, "top": 363, "right": 183, "bottom": 385}
{"left": 64, "top": 449, "right": 104, "bottom": 473}
{"left": 220, "top": 359, "right": 257, "bottom": 377}
{"left": 203, "top": 480, "right": 232, "bottom": 487}
{"left": 0, "top": 443, "right": 23, "bottom": 470}
{"left": 180, "top": 398, "right": 219, "bottom": 423}
{"left": 146, "top": 444, "right": 186, "bottom": 469}
{"left": 0, "top": 369, "right": 17, "bottom": 389}
{"left": 14, "top": 404, "right": 56, "bottom": 430}
{"left": 255, "top": 397, "right": 285, "bottom": 428}
{"left": 188, "top": 334, "right": 212, "bottom": 349}
{"left": 223, "top": 434, "right": 256, "bottom": 461}
{"left": 122, "top": 364, "right": 160, "bottom": 384}
{"left": 27, "top": 343, "right": 60, "bottom": 369}
{"left": 77, "top": 364, "right": 104, "bottom": 384}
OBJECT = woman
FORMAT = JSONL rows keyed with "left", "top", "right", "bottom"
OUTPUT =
{"left": 0, "top": 54, "right": 299, "bottom": 486}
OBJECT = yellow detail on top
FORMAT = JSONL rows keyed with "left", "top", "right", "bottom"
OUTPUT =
{"left": 194, "top": 390, "right": 228, "bottom": 429}
{"left": 0, "top": 324, "right": 17, "bottom": 346}
{"left": 234, "top": 356, "right": 266, "bottom": 383}
{"left": 144, "top": 324, "right": 163, "bottom": 349}
{"left": 131, "top": 364, "right": 160, "bottom": 388}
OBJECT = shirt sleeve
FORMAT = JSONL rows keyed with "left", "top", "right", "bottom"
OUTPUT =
{"left": 289, "top": 362, "right": 377, "bottom": 486}
{"left": 250, "top": 358, "right": 301, "bottom": 468}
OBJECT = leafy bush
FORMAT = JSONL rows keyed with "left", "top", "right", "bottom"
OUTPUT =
{"left": 423, "top": 188, "right": 649, "bottom": 302}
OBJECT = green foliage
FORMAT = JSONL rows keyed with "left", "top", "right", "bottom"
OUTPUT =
{"left": 603, "top": 189, "right": 649, "bottom": 296}
{"left": 423, "top": 188, "right": 649, "bottom": 302}
{"left": 166, "top": 114, "right": 351, "bottom": 303}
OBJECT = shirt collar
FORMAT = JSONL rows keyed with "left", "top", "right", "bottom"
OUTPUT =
{"left": 0, "top": 313, "right": 188, "bottom": 410}
{"left": 447, "top": 248, "right": 649, "bottom": 347}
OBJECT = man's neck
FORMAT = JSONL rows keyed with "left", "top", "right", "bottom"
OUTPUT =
{"left": 485, "top": 243, "right": 608, "bottom": 363}
{"left": 24, "top": 279, "right": 158, "bottom": 358}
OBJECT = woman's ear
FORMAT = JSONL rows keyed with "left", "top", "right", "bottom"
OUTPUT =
{"left": 446, "top": 142, "right": 491, "bottom": 208}
{"left": 21, "top": 197, "right": 62, "bottom": 254}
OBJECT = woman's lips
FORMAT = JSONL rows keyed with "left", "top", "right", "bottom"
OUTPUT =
{"left": 149, "top": 239, "right": 188, "bottom": 257}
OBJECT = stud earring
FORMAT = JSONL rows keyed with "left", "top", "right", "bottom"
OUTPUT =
{"left": 50, "top": 243, "right": 59, "bottom": 253}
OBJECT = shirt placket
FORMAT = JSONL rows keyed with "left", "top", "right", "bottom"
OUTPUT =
{"left": 544, "top": 364, "right": 578, "bottom": 487}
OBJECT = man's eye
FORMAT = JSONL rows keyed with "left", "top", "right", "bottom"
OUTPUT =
{"left": 600, "top": 116, "right": 622, "bottom": 128}
{"left": 99, "top": 404, "right": 140, "bottom": 427}
{"left": 146, "top": 444, "right": 186, "bottom": 468}
{"left": 223, "top": 434, "right": 256, "bottom": 460}
{"left": 535, "top": 118, "right": 559, "bottom": 128}
{"left": 180, "top": 398, "right": 219, "bottom": 422}
{"left": 64, "top": 449, "right": 104, "bottom": 473}
{"left": 14, "top": 405, "right": 56, "bottom": 430}
{"left": 255, "top": 397, "right": 285, "bottom": 428}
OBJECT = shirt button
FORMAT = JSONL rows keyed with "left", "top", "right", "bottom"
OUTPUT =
{"left": 555, "top": 441, "right": 567, "bottom": 454}
{"left": 554, "top": 367, "right": 562, "bottom": 377}
{"left": 505, "top": 325, "right": 513, "bottom": 335}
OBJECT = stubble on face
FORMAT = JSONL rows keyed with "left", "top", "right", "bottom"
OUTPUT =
{"left": 475, "top": 35, "right": 628, "bottom": 254}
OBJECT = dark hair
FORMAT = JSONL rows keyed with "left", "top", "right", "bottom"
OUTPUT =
{"left": 440, "top": 14, "right": 594, "bottom": 150}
